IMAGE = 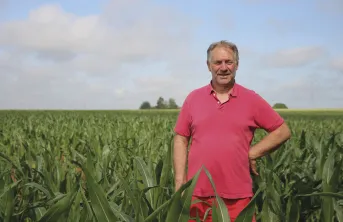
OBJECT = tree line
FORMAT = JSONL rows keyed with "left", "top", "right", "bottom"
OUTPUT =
{"left": 139, "top": 97, "right": 179, "bottom": 109}
{"left": 140, "top": 97, "right": 288, "bottom": 110}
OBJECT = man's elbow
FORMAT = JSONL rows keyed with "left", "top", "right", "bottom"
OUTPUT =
{"left": 174, "top": 133, "right": 190, "bottom": 147}
{"left": 275, "top": 122, "right": 291, "bottom": 142}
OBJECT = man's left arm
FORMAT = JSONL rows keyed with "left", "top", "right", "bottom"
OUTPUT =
{"left": 249, "top": 94, "right": 292, "bottom": 161}
{"left": 249, "top": 122, "right": 291, "bottom": 160}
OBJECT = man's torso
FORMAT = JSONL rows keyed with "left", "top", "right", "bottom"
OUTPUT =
{"left": 185, "top": 83, "right": 258, "bottom": 199}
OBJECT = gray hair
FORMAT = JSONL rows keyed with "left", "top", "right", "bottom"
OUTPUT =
{"left": 206, "top": 40, "right": 239, "bottom": 64}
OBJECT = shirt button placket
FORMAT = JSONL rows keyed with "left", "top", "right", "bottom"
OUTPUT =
{"left": 213, "top": 93, "right": 221, "bottom": 108}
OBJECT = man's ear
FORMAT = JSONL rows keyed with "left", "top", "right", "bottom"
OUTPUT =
{"left": 206, "top": 60, "right": 211, "bottom": 72}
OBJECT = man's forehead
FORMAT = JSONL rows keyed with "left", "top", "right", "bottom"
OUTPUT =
{"left": 211, "top": 52, "right": 235, "bottom": 60}
{"left": 212, "top": 46, "right": 234, "bottom": 53}
{"left": 211, "top": 47, "right": 234, "bottom": 56}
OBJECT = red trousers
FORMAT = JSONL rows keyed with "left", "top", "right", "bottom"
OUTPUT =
{"left": 189, "top": 196, "right": 256, "bottom": 222}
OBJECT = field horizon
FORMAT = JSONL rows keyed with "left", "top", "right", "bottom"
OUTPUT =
{"left": 1, "top": 108, "right": 343, "bottom": 112}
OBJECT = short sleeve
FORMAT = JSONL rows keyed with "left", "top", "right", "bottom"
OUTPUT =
{"left": 174, "top": 96, "right": 192, "bottom": 137}
{"left": 253, "top": 93, "right": 284, "bottom": 132}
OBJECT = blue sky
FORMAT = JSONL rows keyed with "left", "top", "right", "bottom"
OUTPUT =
{"left": 0, "top": 0, "right": 342, "bottom": 109}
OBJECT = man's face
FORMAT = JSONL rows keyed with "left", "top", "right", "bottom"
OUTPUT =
{"left": 207, "top": 46, "right": 238, "bottom": 86}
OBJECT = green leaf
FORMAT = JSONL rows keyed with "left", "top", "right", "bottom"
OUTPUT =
{"left": 38, "top": 188, "right": 79, "bottom": 222}
{"left": 81, "top": 156, "right": 119, "bottom": 222}
{"left": 296, "top": 192, "right": 343, "bottom": 199}
{"left": 235, "top": 186, "right": 262, "bottom": 222}
{"left": 135, "top": 157, "right": 156, "bottom": 208}
{"left": 165, "top": 166, "right": 202, "bottom": 222}
{"left": 203, "top": 167, "right": 231, "bottom": 222}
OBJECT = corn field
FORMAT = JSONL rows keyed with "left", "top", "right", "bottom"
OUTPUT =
{"left": 0, "top": 110, "right": 342, "bottom": 222}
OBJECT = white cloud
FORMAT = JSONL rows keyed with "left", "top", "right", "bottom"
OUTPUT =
{"left": 330, "top": 56, "right": 343, "bottom": 72}
{"left": 0, "top": 1, "right": 340, "bottom": 110}
{"left": 0, "top": 1, "right": 201, "bottom": 109}
{"left": 261, "top": 46, "right": 326, "bottom": 68}
{"left": 261, "top": 70, "right": 343, "bottom": 109}
{"left": 255, "top": 51, "right": 343, "bottom": 109}
{"left": 0, "top": 3, "right": 189, "bottom": 64}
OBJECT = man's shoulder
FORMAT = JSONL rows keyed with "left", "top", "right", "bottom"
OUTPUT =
{"left": 236, "top": 84, "right": 272, "bottom": 107}
{"left": 235, "top": 83, "right": 259, "bottom": 98}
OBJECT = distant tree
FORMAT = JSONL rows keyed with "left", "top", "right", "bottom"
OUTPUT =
{"left": 156, "top": 97, "right": 167, "bottom": 109}
{"left": 168, "top": 98, "right": 178, "bottom": 109}
{"left": 273, "top": 103, "right": 288, "bottom": 109}
{"left": 139, "top": 101, "right": 151, "bottom": 109}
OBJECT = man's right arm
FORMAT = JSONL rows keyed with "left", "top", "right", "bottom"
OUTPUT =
{"left": 173, "top": 133, "right": 189, "bottom": 192}
{"left": 173, "top": 95, "right": 192, "bottom": 192}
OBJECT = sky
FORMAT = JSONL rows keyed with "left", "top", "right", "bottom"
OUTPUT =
{"left": 0, "top": 0, "right": 342, "bottom": 110}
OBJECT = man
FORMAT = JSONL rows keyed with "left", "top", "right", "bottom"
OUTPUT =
{"left": 173, "top": 40, "right": 291, "bottom": 221}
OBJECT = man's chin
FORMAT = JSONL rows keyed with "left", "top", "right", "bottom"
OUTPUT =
{"left": 217, "top": 78, "right": 232, "bottom": 85}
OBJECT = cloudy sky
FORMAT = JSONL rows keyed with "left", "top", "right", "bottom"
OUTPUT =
{"left": 0, "top": 0, "right": 342, "bottom": 109}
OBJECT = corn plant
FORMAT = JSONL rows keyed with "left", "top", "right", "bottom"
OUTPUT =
{"left": 0, "top": 110, "right": 342, "bottom": 221}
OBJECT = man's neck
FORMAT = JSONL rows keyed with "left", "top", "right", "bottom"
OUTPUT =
{"left": 212, "top": 80, "right": 235, "bottom": 94}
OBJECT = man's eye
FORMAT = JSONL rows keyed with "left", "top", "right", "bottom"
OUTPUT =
{"left": 214, "top": 61, "right": 233, "bottom": 65}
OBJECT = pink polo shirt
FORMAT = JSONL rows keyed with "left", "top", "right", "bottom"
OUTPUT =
{"left": 174, "top": 82, "right": 284, "bottom": 199}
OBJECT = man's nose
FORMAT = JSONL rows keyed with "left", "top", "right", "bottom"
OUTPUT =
{"left": 219, "top": 62, "right": 228, "bottom": 70}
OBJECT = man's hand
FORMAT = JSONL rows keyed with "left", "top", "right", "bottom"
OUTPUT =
{"left": 175, "top": 178, "right": 186, "bottom": 193}
{"left": 249, "top": 157, "right": 259, "bottom": 176}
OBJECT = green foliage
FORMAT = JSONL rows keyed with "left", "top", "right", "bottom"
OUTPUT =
{"left": 167, "top": 98, "right": 178, "bottom": 109}
{"left": 140, "top": 101, "right": 152, "bottom": 109}
{"left": 273, "top": 103, "right": 288, "bottom": 109}
{"left": 139, "top": 97, "right": 179, "bottom": 110}
{"left": 156, "top": 97, "right": 167, "bottom": 109}
{"left": 0, "top": 110, "right": 342, "bottom": 221}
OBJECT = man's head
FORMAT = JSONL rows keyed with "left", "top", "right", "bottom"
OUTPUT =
{"left": 206, "top": 40, "right": 239, "bottom": 87}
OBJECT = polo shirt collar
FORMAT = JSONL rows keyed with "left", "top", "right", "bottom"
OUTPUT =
{"left": 206, "top": 81, "right": 238, "bottom": 97}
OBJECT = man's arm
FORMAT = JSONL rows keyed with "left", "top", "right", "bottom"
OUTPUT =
{"left": 172, "top": 94, "right": 192, "bottom": 192}
{"left": 249, "top": 122, "right": 291, "bottom": 160}
{"left": 173, "top": 134, "right": 189, "bottom": 192}
{"left": 249, "top": 93, "right": 292, "bottom": 175}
